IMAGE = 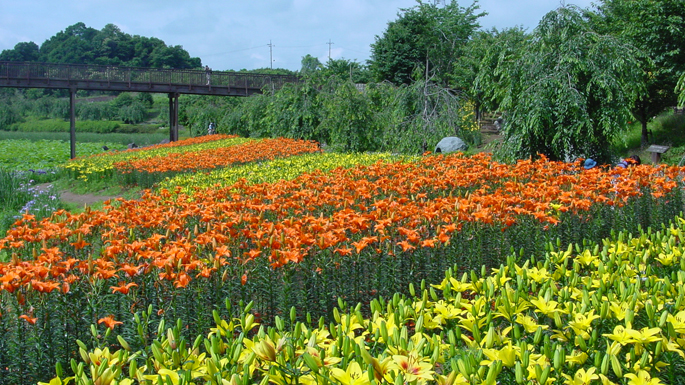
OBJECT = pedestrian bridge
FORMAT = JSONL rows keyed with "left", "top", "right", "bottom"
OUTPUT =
{"left": 0, "top": 61, "right": 298, "bottom": 96}
{"left": 0, "top": 61, "right": 300, "bottom": 157}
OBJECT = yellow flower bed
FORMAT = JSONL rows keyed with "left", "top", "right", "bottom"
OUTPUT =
{"left": 159, "top": 152, "right": 418, "bottom": 194}
{"left": 43, "top": 217, "right": 685, "bottom": 385}
{"left": 62, "top": 135, "right": 251, "bottom": 181}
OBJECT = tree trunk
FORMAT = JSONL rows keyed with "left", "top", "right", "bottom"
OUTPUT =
{"left": 639, "top": 104, "right": 649, "bottom": 148}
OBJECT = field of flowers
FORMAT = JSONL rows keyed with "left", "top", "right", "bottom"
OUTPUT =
{"left": 62, "top": 135, "right": 321, "bottom": 189}
{"left": 1, "top": 138, "right": 684, "bottom": 384}
{"left": 37, "top": 216, "right": 685, "bottom": 385}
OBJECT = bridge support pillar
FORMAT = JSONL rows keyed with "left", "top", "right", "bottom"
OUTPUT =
{"left": 69, "top": 87, "right": 76, "bottom": 159}
{"left": 168, "top": 93, "right": 179, "bottom": 142}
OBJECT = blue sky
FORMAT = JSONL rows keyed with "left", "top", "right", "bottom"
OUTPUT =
{"left": 0, "top": 0, "right": 595, "bottom": 71}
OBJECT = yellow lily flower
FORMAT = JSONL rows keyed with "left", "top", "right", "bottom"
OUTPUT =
{"left": 430, "top": 300, "right": 463, "bottom": 322}
{"left": 565, "top": 351, "right": 588, "bottom": 367}
{"left": 392, "top": 352, "right": 434, "bottom": 382}
{"left": 667, "top": 310, "right": 685, "bottom": 333}
{"left": 530, "top": 296, "right": 567, "bottom": 317}
{"left": 604, "top": 324, "right": 636, "bottom": 345}
{"left": 624, "top": 370, "right": 662, "bottom": 385}
{"left": 252, "top": 339, "right": 277, "bottom": 362}
{"left": 481, "top": 344, "right": 518, "bottom": 367}
{"left": 576, "top": 249, "right": 598, "bottom": 267}
{"left": 330, "top": 361, "right": 371, "bottom": 385}
{"left": 626, "top": 327, "right": 662, "bottom": 346}
{"left": 516, "top": 314, "right": 548, "bottom": 333}
{"left": 568, "top": 309, "right": 600, "bottom": 339}
{"left": 609, "top": 301, "right": 630, "bottom": 321}
{"left": 143, "top": 369, "right": 180, "bottom": 385}
{"left": 561, "top": 367, "right": 598, "bottom": 385}
{"left": 431, "top": 277, "right": 473, "bottom": 292}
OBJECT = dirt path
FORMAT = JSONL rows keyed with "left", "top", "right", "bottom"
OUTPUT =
{"left": 35, "top": 183, "right": 122, "bottom": 206}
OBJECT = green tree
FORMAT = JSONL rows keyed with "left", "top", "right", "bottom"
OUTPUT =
{"left": 369, "top": 0, "right": 483, "bottom": 86}
{"left": 319, "top": 80, "right": 381, "bottom": 151}
{"left": 589, "top": 0, "right": 685, "bottom": 147}
{"left": 0, "top": 42, "right": 40, "bottom": 62}
{"left": 322, "top": 58, "right": 371, "bottom": 83}
{"left": 262, "top": 81, "right": 324, "bottom": 142}
{"left": 456, "top": 27, "right": 529, "bottom": 119}
{"left": 300, "top": 54, "right": 323, "bottom": 75}
{"left": 39, "top": 22, "right": 98, "bottom": 64}
{"left": 479, "top": 5, "right": 643, "bottom": 162}
{"left": 2, "top": 22, "right": 201, "bottom": 68}
{"left": 136, "top": 92, "right": 154, "bottom": 108}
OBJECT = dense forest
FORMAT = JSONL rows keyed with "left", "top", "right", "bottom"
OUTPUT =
{"left": 1, "top": 0, "right": 685, "bottom": 160}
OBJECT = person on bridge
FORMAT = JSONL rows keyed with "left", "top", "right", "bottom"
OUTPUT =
{"left": 205, "top": 65, "right": 212, "bottom": 85}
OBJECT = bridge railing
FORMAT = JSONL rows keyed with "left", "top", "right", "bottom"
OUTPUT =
{"left": 0, "top": 61, "right": 299, "bottom": 92}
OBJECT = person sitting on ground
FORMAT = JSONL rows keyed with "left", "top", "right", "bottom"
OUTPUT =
{"left": 616, "top": 154, "right": 641, "bottom": 168}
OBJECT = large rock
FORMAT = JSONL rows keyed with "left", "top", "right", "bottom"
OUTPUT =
{"left": 434, "top": 137, "right": 468, "bottom": 154}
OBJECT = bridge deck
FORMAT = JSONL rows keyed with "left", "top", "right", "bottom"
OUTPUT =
{"left": 0, "top": 61, "right": 298, "bottom": 96}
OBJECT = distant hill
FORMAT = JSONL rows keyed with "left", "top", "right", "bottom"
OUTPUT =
{"left": 0, "top": 22, "right": 201, "bottom": 69}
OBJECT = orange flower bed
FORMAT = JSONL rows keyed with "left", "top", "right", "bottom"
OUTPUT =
{"left": 113, "top": 138, "right": 320, "bottom": 174}
{"left": 0, "top": 153, "right": 680, "bottom": 293}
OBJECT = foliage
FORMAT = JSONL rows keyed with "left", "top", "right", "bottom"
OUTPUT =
{"left": 383, "top": 79, "right": 478, "bottom": 154}
{"left": 590, "top": 0, "right": 685, "bottom": 146}
{"left": 0, "top": 139, "right": 125, "bottom": 171}
{"left": 260, "top": 81, "right": 324, "bottom": 142}
{"left": 465, "top": 27, "right": 530, "bottom": 116}
{"left": 319, "top": 81, "right": 382, "bottom": 152}
{"left": 612, "top": 111, "right": 685, "bottom": 161}
{"left": 0, "top": 169, "right": 61, "bottom": 236}
{"left": 322, "top": 58, "right": 372, "bottom": 84}
{"left": 0, "top": 131, "right": 170, "bottom": 147}
{"left": 182, "top": 78, "right": 478, "bottom": 154}
{"left": 1, "top": 152, "right": 683, "bottom": 382}
{"left": 0, "top": 41, "right": 40, "bottom": 62}
{"left": 369, "top": 0, "right": 484, "bottom": 86}
{"left": 479, "top": 5, "right": 644, "bottom": 163}
{"left": 300, "top": 54, "right": 323, "bottom": 75}
{"left": 8, "top": 118, "right": 121, "bottom": 133}
{"left": 36, "top": 217, "right": 685, "bottom": 384}
{"left": 1, "top": 22, "right": 201, "bottom": 68}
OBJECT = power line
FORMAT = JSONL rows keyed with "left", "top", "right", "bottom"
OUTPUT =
{"left": 202, "top": 44, "right": 267, "bottom": 57}
{"left": 277, "top": 43, "right": 327, "bottom": 49}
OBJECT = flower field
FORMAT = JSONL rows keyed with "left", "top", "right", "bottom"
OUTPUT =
{"left": 61, "top": 135, "right": 320, "bottom": 188}
{"left": 1, "top": 139, "right": 684, "bottom": 383}
{"left": 36, "top": 216, "right": 685, "bottom": 385}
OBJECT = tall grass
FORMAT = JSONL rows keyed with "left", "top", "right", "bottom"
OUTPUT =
{"left": 0, "top": 130, "right": 178, "bottom": 146}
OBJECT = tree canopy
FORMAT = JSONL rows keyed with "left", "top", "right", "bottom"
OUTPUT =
{"left": 478, "top": 5, "right": 643, "bottom": 162}
{"left": 589, "top": 0, "right": 685, "bottom": 147}
{"left": 369, "top": 0, "right": 483, "bottom": 86}
{"left": 0, "top": 22, "right": 201, "bottom": 69}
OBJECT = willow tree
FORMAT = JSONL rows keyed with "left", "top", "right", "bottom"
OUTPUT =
{"left": 478, "top": 5, "right": 644, "bottom": 163}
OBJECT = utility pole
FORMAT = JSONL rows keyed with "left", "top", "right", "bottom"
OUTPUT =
{"left": 268, "top": 40, "right": 274, "bottom": 69}
{"left": 327, "top": 39, "right": 334, "bottom": 61}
